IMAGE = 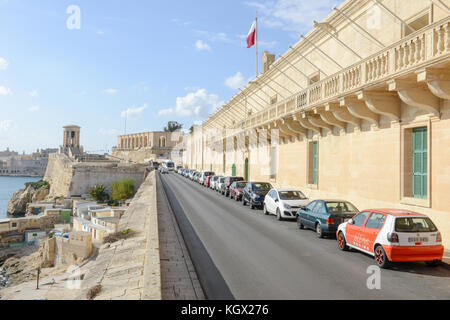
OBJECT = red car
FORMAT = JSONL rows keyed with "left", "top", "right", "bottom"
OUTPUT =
{"left": 229, "top": 181, "right": 247, "bottom": 201}
{"left": 203, "top": 175, "right": 212, "bottom": 187}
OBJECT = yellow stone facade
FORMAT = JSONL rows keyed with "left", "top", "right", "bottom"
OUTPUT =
{"left": 183, "top": 0, "right": 450, "bottom": 247}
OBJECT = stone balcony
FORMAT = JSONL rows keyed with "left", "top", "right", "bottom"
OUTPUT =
{"left": 207, "top": 16, "right": 450, "bottom": 144}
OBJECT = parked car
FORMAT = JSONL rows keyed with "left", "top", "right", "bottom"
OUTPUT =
{"left": 210, "top": 176, "right": 219, "bottom": 189}
{"left": 201, "top": 171, "right": 215, "bottom": 186}
{"left": 242, "top": 182, "right": 273, "bottom": 209}
{"left": 297, "top": 200, "right": 359, "bottom": 238}
{"left": 159, "top": 166, "right": 169, "bottom": 174}
{"left": 263, "top": 189, "right": 309, "bottom": 220}
{"left": 221, "top": 176, "right": 245, "bottom": 196}
{"left": 216, "top": 177, "right": 226, "bottom": 192}
{"left": 337, "top": 209, "right": 444, "bottom": 268}
{"left": 229, "top": 181, "right": 247, "bottom": 201}
{"left": 204, "top": 175, "right": 212, "bottom": 187}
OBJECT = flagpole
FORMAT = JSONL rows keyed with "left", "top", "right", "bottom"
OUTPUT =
{"left": 256, "top": 11, "right": 258, "bottom": 78}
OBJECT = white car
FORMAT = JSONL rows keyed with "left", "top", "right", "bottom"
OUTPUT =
{"left": 216, "top": 177, "right": 226, "bottom": 192}
{"left": 263, "top": 189, "right": 309, "bottom": 220}
{"left": 337, "top": 209, "right": 444, "bottom": 268}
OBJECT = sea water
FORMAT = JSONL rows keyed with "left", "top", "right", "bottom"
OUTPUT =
{"left": 0, "top": 176, "right": 42, "bottom": 219}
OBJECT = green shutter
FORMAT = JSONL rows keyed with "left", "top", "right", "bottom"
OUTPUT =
{"left": 412, "top": 127, "right": 427, "bottom": 199}
{"left": 232, "top": 164, "right": 236, "bottom": 177}
{"left": 313, "top": 142, "right": 318, "bottom": 185}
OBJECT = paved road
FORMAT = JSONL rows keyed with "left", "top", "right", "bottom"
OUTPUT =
{"left": 160, "top": 173, "right": 450, "bottom": 300}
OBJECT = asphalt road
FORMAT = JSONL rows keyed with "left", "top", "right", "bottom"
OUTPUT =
{"left": 160, "top": 172, "right": 450, "bottom": 300}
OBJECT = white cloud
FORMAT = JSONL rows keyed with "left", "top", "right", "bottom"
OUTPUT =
{"left": 29, "top": 89, "right": 39, "bottom": 97}
{"left": 195, "top": 40, "right": 211, "bottom": 51}
{"left": 0, "top": 57, "right": 8, "bottom": 70}
{"left": 225, "top": 72, "right": 246, "bottom": 90}
{"left": 28, "top": 105, "right": 40, "bottom": 112}
{"left": 0, "top": 120, "right": 13, "bottom": 133}
{"left": 102, "top": 88, "right": 117, "bottom": 95}
{"left": 158, "top": 89, "right": 223, "bottom": 118}
{"left": 245, "top": 0, "right": 339, "bottom": 33}
{"left": 0, "top": 86, "right": 12, "bottom": 96}
{"left": 194, "top": 30, "right": 232, "bottom": 43}
{"left": 121, "top": 103, "right": 147, "bottom": 118}
{"left": 97, "top": 29, "right": 104, "bottom": 35}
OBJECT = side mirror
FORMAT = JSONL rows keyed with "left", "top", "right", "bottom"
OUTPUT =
{"left": 348, "top": 219, "right": 354, "bottom": 225}
{"left": 275, "top": 199, "right": 279, "bottom": 203}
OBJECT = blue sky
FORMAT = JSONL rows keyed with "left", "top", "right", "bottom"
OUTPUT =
{"left": 0, "top": 0, "right": 339, "bottom": 154}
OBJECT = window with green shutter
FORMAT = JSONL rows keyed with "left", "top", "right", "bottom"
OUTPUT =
{"left": 412, "top": 127, "right": 427, "bottom": 199}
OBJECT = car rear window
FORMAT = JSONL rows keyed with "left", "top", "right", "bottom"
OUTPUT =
{"left": 395, "top": 217, "right": 438, "bottom": 233}
{"left": 252, "top": 183, "right": 272, "bottom": 190}
{"left": 236, "top": 182, "right": 246, "bottom": 188}
{"left": 325, "top": 201, "right": 358, "bottom": 215}
{"left": 279, "top": 191, "right": 307, "bottom": 200}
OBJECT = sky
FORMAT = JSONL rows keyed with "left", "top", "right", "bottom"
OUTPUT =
{"left": 0, "top": 0, "right": 340, "bottom": 154}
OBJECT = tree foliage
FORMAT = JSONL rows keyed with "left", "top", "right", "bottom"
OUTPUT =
{"left": 110, "top": 179, "right": 135, "bottom": 201}
{"left": 164, "top": 121, "right": 183, "bottom": 132}
{"left": 89, "top": 184, "right": 109, "bottom": 202}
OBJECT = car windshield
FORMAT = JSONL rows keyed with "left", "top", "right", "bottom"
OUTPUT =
{"left": 279, "top": 190, "right": 307, "bottom": 200}
{"left": 236, "top": 182, "right": 246, "bottom": 188}
{"left": 325, "top": 202, "right": 358, "bottom": 215}
{"left": 204, "top": 172, "right": 214, "bottom": 176}
{"left": 395, "top": 217, "right": 438, "bottom": 233}
{"left": 167, "top": 162, "right": 174, "bottom": 168}
{"left": 219, "top": 178, "right": 225, "bottom": 182}
{"left": 252, "top": 183, "right": 272, "bottom": 191}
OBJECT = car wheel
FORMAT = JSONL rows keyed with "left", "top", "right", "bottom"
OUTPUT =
{"left": 276, "top": 209, "right": 283, "bottom": 221}
{"left": 316, "top": 223, "right": 324, "bottom": 238}
{"left": 242, "top": 198, "right": 246, "bottom": 206}
{"left": 236, "top": 195, "right": 240, "bottom": 202}
{"left": 263, "top": 204, "right": 269, "bottom": 215}
{"left": 425, "top": 260, "right": 441, "bottom": 267}
{"left": 296, "top": 216, "right": 304, "bottom": 229}
{"left": 337, "top": 232, "right": 349, "bottom": 251}
{"left": 250, "top": 201, "right": 255, "bottom": 210}
{"left": 230, "top": 193, "right": 233, "bottom": 200}
{"left": 374, "top": 245, "right": 391, "bottom": 269}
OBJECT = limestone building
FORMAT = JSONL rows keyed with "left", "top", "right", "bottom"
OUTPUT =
{"left": 183, "top": 0, "right": 450, "bottom": 247}
{"left": 113, "top": 131, "right": 184, "bottom": 163}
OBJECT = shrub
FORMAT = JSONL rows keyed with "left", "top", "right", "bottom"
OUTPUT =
{"left": 87, "top": 284, "right": 102, "bottom": 300}
{"left": 103, "top": 229, "right": 134, "bottom": 244}
{"left": 110, "top": 179, "right": 135, "bottom": 201}
{"left": 89, "top": 185, "right": 109, "bottom": 202}
{"left": 26, "top": 180, "right": 50, "bottom": 189}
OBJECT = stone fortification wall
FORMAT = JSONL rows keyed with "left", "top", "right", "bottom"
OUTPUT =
{"left": 44, "top": 154, "right": 73, "bottom": 198}
{"left": 44, "top": 154, "right": 149, "bottom": 198}
{"left": 111, "top": 148, "right": 155, "bottom": 164}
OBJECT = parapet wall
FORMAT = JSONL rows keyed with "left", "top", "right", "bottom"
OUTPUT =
{"left": 111, "top": 148, "right": 156, "bottom": 164}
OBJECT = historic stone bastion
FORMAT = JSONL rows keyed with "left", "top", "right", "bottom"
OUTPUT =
{"left": 44, "top": 125, "right": 149, "bottom": 198}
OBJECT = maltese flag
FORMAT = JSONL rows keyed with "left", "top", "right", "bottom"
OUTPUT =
{"left": 246, "top": 20, "right": 256, "bottom": 48}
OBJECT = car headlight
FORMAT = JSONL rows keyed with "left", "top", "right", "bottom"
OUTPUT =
{"left": 283, "top": 203, "right": 291, "bottom": 210}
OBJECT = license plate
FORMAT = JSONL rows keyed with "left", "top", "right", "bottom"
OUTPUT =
{"left": 408, "top": 237, "right": 428, "bottom": 242}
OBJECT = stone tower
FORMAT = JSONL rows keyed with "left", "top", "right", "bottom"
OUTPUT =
{"left": 262, "top": 51, "right": 275, "bottom": 73}
{"left": 60, "top": 125, "right": 83, "bottom": 158}
{"left": 63, "top": 125, "right": 81, "bottom": 148}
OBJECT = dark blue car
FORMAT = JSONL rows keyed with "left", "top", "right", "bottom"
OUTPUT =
{"left": 242, "top": 182, "right": 273, "bottom": 210}
{"left": 297, "top": 200, "right": 359, "bottom": 238}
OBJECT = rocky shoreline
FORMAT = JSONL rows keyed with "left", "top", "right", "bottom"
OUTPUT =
{"left": 6, "top": 180, "right": 50, "bottom": 215}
